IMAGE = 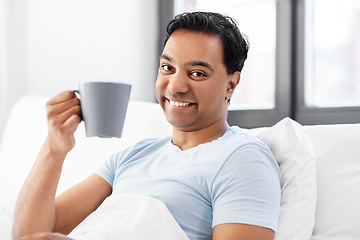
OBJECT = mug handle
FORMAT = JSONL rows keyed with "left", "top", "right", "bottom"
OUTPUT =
{"left": 72, "top": 90, "right": 83, "bottom": 120}
{"left": 73, "top": 90, "right": 81, "bottom": 99}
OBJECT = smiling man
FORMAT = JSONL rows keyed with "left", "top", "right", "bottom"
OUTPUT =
{"left": 13, "top": 12, "right": 281, "bottom": 240}
{"left": 157, "top": 29, "right": 234, "bottom": 150}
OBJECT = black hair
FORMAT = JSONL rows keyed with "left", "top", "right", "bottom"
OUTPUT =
{"left": 164, "top": 12, "right": 250, "bottom": 74}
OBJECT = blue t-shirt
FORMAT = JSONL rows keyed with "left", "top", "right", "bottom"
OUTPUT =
{"left": 95, "top": 126, "right": 281, "bottom": 240}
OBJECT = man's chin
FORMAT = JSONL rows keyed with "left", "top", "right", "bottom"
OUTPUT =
{"left": 167, "top": 119, "right": 195, "bottom": 132}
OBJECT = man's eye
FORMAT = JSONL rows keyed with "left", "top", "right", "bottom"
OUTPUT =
{"left": 162, "top": 65, "right": 173, "bottom": 72}
{"left": 191, "top": 71, "right": 206, "bottom": 77}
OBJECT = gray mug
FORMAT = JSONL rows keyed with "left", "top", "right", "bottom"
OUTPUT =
{"left": 75, "top": 82, "right": 131, "bottom": 138}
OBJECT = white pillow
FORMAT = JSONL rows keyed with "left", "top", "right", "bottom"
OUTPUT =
{"left": 0, "top": 195, "right": 13, "bottom": 240}
{"left": 246, "top": 117, "right": 317, "bottom": 240}
{"left": 305, "top": 123, "right": 360, "bottom": 240}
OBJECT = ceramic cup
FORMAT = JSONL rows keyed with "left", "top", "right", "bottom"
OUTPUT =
{"left": 74, "top": 82, "right": 131, "bottom": 138}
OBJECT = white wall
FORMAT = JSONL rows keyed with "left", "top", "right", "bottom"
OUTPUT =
{"left": 0, "top": 0, "right": 8, "bottom": 141}
{"left": 26, "top": 0, "right": 158, "bottom": 100}
{"left": 0, "top": 0, "right": 159, "bottom": 146}
{"left": 0, "top": 0, "right": 28, "bottom": 149}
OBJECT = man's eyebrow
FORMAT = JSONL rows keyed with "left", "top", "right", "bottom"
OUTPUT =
{"left": 160, "top": 54, "right": 172, "bottom": 62}
{"left": 186, "top": 61, "right": 214, "bottom": 72}
{"left": 160, "top": 54, "right": 214, "bottom": 72}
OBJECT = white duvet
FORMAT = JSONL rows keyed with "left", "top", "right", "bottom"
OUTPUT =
{"left": 68, "top": 193, "right": 189, "bottom": 240}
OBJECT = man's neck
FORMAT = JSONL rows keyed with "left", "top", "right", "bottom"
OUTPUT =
{"left": 172, "top": 122, "right": 229, "bottom": 151}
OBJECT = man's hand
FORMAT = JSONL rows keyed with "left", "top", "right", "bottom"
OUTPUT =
{"left": 18, "top": 232, "right": 72, "bottom": 240}
{"left": 45, "top": 90, "right": 82, "bottom": 156}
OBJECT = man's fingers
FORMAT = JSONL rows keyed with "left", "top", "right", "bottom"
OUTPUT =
{"left": 63, "top": 113, "right": 82, "bottom": 134}
{"left": 46, "top": 92, "right": 81, "bottom": 126}
{"left": 46, "top": 91, "right": 80, "bottom": 114}
{"left": 47, "top": 91, "right": 77, "bottom": 105}
{"left": 52, "top": 104, "right": 82, "bottom": 126}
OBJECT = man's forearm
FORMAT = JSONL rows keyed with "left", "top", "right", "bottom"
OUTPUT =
{"left": 12, "top": 141, "right": 67, "bottom": 239}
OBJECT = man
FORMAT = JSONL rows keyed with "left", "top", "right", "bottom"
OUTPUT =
{"left": 12, "top": 12, "right": 281, "bottom": 240}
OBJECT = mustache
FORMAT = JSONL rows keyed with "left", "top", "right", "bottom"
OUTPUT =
{"left": 164, "top": 91, "right": 197, "bottom": 103}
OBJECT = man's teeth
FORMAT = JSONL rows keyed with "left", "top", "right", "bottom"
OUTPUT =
{"left": 169, "top": 100, "right": 190, "bottom": 107}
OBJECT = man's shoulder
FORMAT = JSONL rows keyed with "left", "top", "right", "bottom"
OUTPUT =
{"left": 227, "top": 126, "right": 260, "bottom": 144}
{"left": 227, "top": 126, "right": 273, "bottom": 152}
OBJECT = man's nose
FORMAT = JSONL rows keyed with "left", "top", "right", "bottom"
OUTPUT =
{"left": 168, "top": 72, "right": 189, "bottom": 95}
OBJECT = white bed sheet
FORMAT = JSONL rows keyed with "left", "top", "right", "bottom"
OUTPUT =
{"left": 68, "top": 193, "right": 189, "bottom": 240}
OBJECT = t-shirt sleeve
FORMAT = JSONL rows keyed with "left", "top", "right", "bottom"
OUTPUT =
{"left": 94, "top": 153, "right": 119, "bottom": 187}
{"left": 211, "top": 142, "right": 281, "bottom": 232}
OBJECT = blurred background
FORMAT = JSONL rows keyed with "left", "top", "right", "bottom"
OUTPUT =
{"left": 1, "top": 0, "right": 360, "bottom": 146}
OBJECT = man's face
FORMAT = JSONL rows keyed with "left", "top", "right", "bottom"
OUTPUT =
{"left": 156, "top": 29, "right": 238, "bottom": 132}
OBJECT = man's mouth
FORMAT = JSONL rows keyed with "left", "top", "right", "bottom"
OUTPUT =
{"left": 168, "top": 99, "right": 192, "bottom": 107}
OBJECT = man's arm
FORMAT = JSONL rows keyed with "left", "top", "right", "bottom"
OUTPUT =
{"left": 213, "top": 223, "right": 275, "bottom": 240}
{"left": 53, "top": 174, "right": 111, "bottom": 234}
{"left": 12, "top": 91, "right": 111, "bottom": 238}
{"left": 13, "top": 174, "right": 111, "bottom": 239}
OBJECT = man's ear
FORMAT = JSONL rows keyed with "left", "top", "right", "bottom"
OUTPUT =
{"left": 225, "top": 71, "right": 240, "bottom": 101}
